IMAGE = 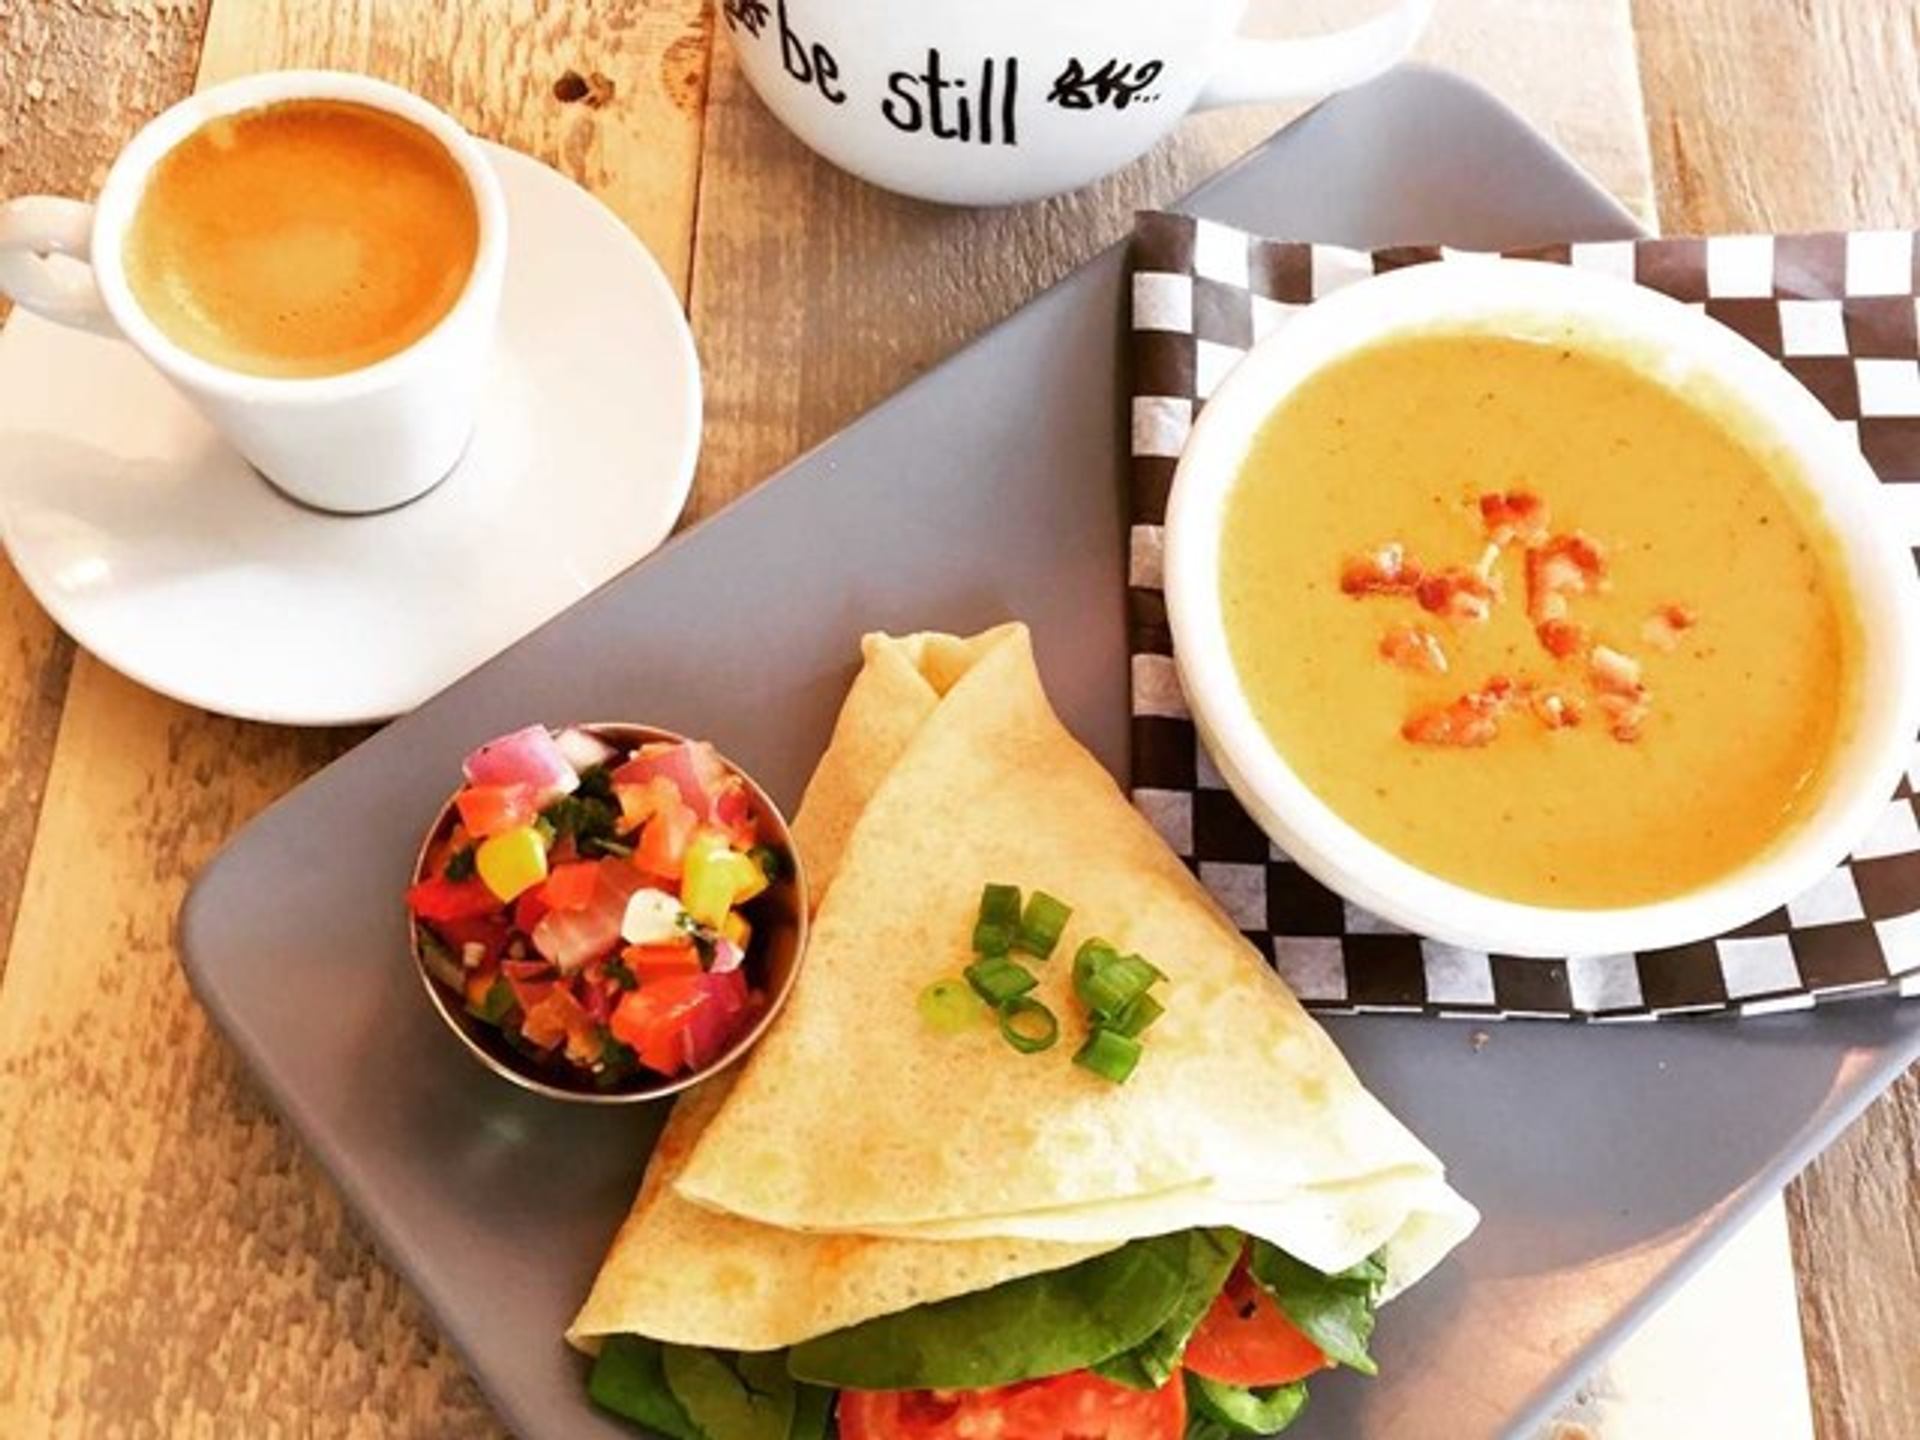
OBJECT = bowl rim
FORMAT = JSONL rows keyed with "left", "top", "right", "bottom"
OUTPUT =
{"left": 1163, "top": 256, "right": 1920, "bottom": 959}
{"left": 407, "top": 722, "right": 809, "bottom": 1103}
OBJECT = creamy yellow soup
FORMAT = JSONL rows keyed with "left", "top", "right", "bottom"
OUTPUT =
{"left": 1219, "top": 331, "right": 1857, "bottom": 908}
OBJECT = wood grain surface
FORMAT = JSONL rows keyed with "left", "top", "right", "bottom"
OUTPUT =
{"left": 1632, "top": 8, "right": 1920, "bottom": 1433}
{"left": 0, "top": 0, "right": 1913, "bottom": 1435}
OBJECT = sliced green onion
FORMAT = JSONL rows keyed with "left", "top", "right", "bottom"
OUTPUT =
{"left": 997, "top": 996, "right": 1060, "bottom": 1053}
{"left": 1076, "top": 952, "right": 1162, "bottom": 1020}
{"left": 1073, "top": 938, "right": 1120, "bottom": 988}
{"left": 1075, "top": 1027, "right": 1144, "bottom": 1084}
{"left": 973, "top": 883, "right": 1023, "bottom": 956}
{"left": 920, "top": 978, "right": 988, "bottom": 1033}
{"left": 965, "top": 955, "right": 1038, "bottom": 1006}
{"left": 1105, "top": 991, "right": 1165, "bottom": 1039}
{"left": 1013, "top": 891, "right": 1072, "bottom": 959}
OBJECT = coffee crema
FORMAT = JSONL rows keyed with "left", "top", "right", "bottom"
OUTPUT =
{"left": 123, "top": 98, "right": 479, "bottom": 379}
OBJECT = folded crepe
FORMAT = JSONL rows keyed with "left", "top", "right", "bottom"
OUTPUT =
{"left": 572, "top": 623, "right": 1475, "bottom": 1353}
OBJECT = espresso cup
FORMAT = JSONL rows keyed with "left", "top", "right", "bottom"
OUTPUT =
{"left": 719, "top": 0, "right": 1433, "bottom": 205}
{"left": 0, "top": 71, "right": 508, "bottom": 513}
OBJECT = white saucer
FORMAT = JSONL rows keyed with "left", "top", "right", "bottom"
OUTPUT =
{"left": 0, "top": 143, "right": 700, "bottom": 725}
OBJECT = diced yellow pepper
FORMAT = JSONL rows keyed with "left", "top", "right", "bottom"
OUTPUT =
{"left": 476, "top": 824, "right": 549, "bottom": 902}
{"left": 722, "top": 911, "right": 752, "bottom": 951}
{"left": 681, "top": 830, "right": 767, "bottom": 928}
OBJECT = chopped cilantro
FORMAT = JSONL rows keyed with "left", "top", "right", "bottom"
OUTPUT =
{"left": 543, "top": 793, "right": 620, "bottom": 847}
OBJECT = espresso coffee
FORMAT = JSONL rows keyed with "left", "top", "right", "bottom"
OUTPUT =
{"left": 123, "top": 99, "right": 479, "bottom": 379}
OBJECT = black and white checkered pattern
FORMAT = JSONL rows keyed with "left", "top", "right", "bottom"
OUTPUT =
{"left": 1126, "top": 212, "right": 1920, "bottom": 1021}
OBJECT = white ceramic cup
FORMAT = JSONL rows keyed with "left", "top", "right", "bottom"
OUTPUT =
{"left": 718, "top": 0, "right": 1433, "bottom": 205}
{"left": 1164, "top": 258, "right": 1920, "bottom": 958}
{"left": 0, "top": 70, "right": 508, "bottom": 514}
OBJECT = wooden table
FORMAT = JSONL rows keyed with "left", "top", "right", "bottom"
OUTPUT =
{"left": 1, "top": 2, "right": 1914, "bottom": 1435}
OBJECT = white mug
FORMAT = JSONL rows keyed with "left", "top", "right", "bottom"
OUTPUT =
{"left": 718, "top": 0, "right": 1434, "bottom": 205}
{"left": 0, "top": 71, "right": 508, "bottom": 514}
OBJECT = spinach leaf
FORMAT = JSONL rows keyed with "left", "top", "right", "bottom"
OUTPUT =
{"left": 787, "top": 1233, "right": 1194, "bottom": 1390}
{"left": 1185, "top": 1373, "right": 1310, "bottom": 1436}
{"left": 588, "top": 1336, "right": 707, "bottom": 1440}
{"left": 1246, "top": 1243, "right": 1387, "bottom": 1376}
{"left": 789, "top": 1381, "right": 836, "bottom": 1440}
{"left": 1093, "top": 1228, "right": 1240, "bottom": 1390}
{"left": 664, "top": 1347, "right": 795, "bottom": 1440}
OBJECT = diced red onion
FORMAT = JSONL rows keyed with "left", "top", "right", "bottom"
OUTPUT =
{"left": 462, "top": 725, "right": 579, "bottom": 803}
{"left": 554, "top": 726, "right": 619, "bottom": 773}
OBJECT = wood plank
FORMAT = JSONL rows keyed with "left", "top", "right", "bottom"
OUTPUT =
{"left": 0, "top": 1, "right": 711, "bottom": 1434}
{"left": 687, "top": 0, "right": 1654, "bottom": 520}
{"left": 0, "top": 2, "right": 217, "bottom": 985}
{"left": 1632, "top": 4, "right": 1920, "bottom": 1436}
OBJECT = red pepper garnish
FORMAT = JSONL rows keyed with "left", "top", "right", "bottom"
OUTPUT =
{"left": 1379, "top": 624, "right": 1449, "bottom": 675}
{"left": 1480, "top": 490, "right": 1550, "bottom": 547}
{"left": 1340, "top": 542, "right": 1422, "bottom": 597}
{"left": 1415, "top": 568, "right": 1499, "bottom": 623}
{"left": 1589, "top": 645, "right": 1650, "bottom": 741}
{"left": 1525, "top": 532, "right": 1607, "bottom": 625}
{"left": 1402, "top": 676, "right": 1515, "bottom": 747}
{"left": 1641, "top": 603, "right": 1698, "bottom": 652}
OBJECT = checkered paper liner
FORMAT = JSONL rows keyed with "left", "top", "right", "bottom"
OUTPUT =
{"left": 1126, "top": 212, "right": 1920, "bottom": 1021}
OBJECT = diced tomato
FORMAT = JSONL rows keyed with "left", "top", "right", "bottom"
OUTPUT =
{"left": 505, "top": 972, "right": 554, "bottom": 1015}
{"left": 610, "top": 969, "right": 751, "bottom": 1076}
{"left": 514, "top": 887, "right": 550, "bottom": 935}
{"left": 614, "top": 776, "right": 680, "bottom": 835}
{"left": 839, "top": 1370, "right": 1185, "bottom": 1440}
{"left": 634, "top": 794, "right": 700, "bottom": 879}
{"left": 529, "top": 861, "right": 654, "bottom": 973}
{"left": 455, "top": 783, "right": 541, "bottom": 839}
{"left": 520, "top": 983, "right": 599, "bottom": 1062}
{"left": 406, "top": 876, "right": 504, "bottom": 923}
{"left": 614, "top": 741, "right": 733, "bottom": 823}
{"left": 541, "top": 861, "right": 602, "bottom": 912}
{"left": 622, "top": 943, "right": 703, "bottom": 980}
{"left": 711, "top": 777, "right": 759, "bottom": 848}
{"left": 1184, "top": 1263, "right": 1329, "bottom": 1387}
{"left": 427, "top": 912, "right": 513, "bottom": 967}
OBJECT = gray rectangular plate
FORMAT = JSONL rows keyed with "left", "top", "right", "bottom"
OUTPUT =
{"left": 182, "top": 67, "right": 1920, "bottom": 1440}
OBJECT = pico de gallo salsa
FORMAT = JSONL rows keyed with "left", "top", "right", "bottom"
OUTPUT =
{"left": 407, "top": 724, "right": 788, "bottom": 1087}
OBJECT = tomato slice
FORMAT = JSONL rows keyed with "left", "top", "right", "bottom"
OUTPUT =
{"left": 1183, "top": 1264, "right": 1327, "bottom": 1387}
{"left": 839, "top": 1370, "right": 1184, "bottom": 1440}
{"left": 455, "top": 783, "right": 541, "bottom": 839}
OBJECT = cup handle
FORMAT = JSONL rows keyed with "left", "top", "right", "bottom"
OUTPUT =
{"left": 0, "top": 197, "right": 118, "bottom": 336}
{"left": 1194, "top": 0, "right": 1434, "bottom": 109}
